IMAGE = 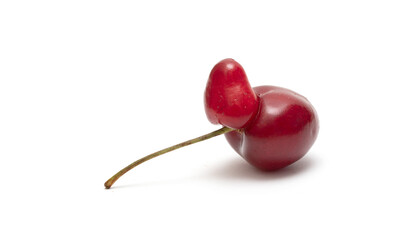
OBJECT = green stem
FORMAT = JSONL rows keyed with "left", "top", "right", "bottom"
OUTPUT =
{"left": 104, "top": 126, "right": 234, "bottom": 189}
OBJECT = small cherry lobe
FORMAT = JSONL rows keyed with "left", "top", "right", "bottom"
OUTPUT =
{"left": 204, "top": 58, "right": 259, "bottom": 129}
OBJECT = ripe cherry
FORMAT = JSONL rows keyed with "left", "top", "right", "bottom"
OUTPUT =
{"left": 104, "top": 59, "right": 319, "bottom": 189}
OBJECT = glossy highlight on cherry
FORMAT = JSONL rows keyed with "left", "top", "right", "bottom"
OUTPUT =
{"left": 104, "top": 58, "right": 319, "bottom": 189}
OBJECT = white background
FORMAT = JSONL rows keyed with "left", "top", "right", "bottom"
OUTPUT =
{"left": 1, "top": 1, "right": 402, "bottom": 239}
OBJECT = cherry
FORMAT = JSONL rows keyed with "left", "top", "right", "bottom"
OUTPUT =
{"left": 104, "top": 59, "right": 319, "bottom": 189}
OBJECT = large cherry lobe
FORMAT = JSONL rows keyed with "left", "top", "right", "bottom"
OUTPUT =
{"left": 225, "top": 86, "right": 319, "bottom": 171}
{"left": 204, "top": 58, "right": 259, "bottom": 129}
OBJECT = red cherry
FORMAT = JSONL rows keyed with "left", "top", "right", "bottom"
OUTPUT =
{"left": 225, "top": 86, "right": 319, "bottom": 171}
{"left": 104, "top": 59, "right": 319, "bottom": 189}
{"left": 204, "top": 58, "right": 259, "bottom": 129}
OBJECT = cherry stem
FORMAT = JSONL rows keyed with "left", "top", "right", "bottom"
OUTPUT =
{"left": 104, "top": 126, "right": 234, "bottom": 189}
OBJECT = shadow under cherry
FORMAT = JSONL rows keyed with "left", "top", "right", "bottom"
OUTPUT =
{"left": 207, "top": 154, "right": 317, "bottom": 181}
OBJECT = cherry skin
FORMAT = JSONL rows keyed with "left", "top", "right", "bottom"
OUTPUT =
{"left": 204, "top": 58, "right": 259, "bottom": 129}
{"left": 225, "top": 86, "right": 319, "bottom": 171}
